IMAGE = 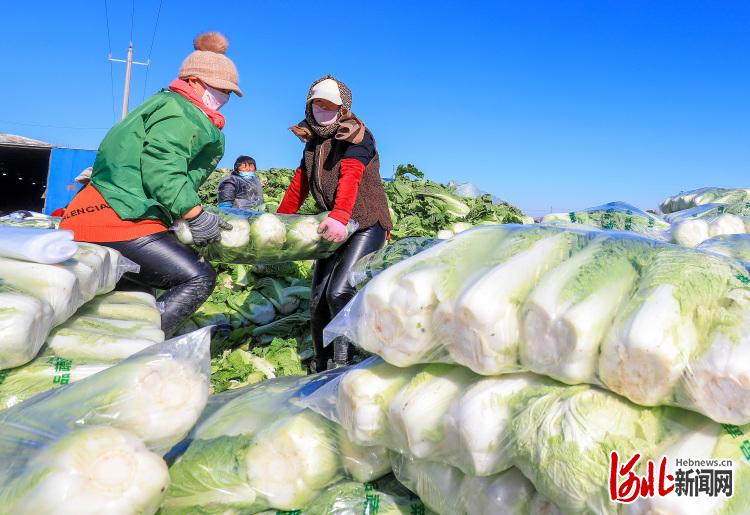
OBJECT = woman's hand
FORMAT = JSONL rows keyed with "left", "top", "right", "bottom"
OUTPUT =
{"left": 318, "top": 217, "right": 347, "bottom": 243}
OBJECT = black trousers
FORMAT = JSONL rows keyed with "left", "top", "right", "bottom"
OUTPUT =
{"left": 310, "top": 224, "right": 386, "bottom": 362}
{"left": 101, "top": 232, "right": 216, "bottom": 336}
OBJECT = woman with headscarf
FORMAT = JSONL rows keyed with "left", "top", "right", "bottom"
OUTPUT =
{"left": 59, "top": 32, "right": 242, "bottom": 336}
{"left": 277, "top": 75, "right": 393, "bottom": 371}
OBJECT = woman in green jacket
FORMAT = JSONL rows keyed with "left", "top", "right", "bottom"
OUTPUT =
{"left": 60, "top": 32, "right": 241, "bottom": 336}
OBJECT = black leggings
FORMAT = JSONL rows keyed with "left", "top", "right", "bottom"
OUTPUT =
{"left": 311, "top": 224, "right": 386, "bottom": 361}
{"left": 101, "top": 232, "right": 216, "bottom": 336}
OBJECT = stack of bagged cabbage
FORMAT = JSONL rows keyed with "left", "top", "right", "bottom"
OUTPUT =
{"left": 312, "top": 223, "right": 750, "bottom": 514}
{"left": 542, "top": 190, "right": 750, "bottom": 258}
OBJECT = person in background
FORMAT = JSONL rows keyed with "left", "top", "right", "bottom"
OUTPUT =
{"left": 59, "top": 32, "right": 242, "bottom": 336}
{"left": 277, "top": 75, "right": 393, "bottom": 371}
{"left": 217, "top": 155, "right": 264, "bottom": 210}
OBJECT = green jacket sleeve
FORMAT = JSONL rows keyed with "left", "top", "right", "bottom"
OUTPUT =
{"left": 140, "top": 107, "right": 202, "bottom": 221}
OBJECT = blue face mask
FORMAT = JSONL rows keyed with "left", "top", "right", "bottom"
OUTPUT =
{"left": 239, "top": 171, "right": 255, "bottom": 178}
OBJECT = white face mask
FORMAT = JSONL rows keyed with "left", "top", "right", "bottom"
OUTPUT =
{"left": 312, "top": 103, "right": 340, "bottom": 126}
{"left": 202, "top": 86, "right": 230, "bottom": 111}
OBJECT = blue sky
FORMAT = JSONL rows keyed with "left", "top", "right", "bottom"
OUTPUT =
{"left": 1, "top": 1, "right": 748, "bottom": 216}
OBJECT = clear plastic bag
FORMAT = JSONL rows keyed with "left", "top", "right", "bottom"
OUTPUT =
{"left": 44, "top": 291, "right": 164, "bottom": 363}
{"left": 0, "top": 247, "right": 140, "bottom": 370}
{"left": 304, "top": 359, "right": 750, "bottom": 514}
{"left": 304, "top": 357, "right": 549, "bottom": 478}
{"left": 0, "top": 210, "right": 60, "bottom": 229}
{"left": 542, "top": 201, "right": 670, "bottom": 240}
{"left": 0, "top": 355, "right": 110, "bottom": 411}
{"left": 162, "top": 372, "right": 395, "bottom": 514}
{"left": 698, "top": 234, "right": 750, "bottom": 268}
{"left": 392, "top": 455, "right": 537, "bottom": 515}
{"left": 666, "top": 203, "right": 750, "bottom": 247}
{"left": 660, "top": 187, "right": 750, "bottom": 214}
{"left": 0, "top": 327, "right": 211, "bottom": 460}
{"left": 173, "top": 207, "right": 359, "bottom": 264}
{"left": 348, "top": 237, "right": 441, "bottom": 289}
{"left": 324, "top": 224, "right": 750, "bottom": 425}
{"left": 255, "top": 476, "right": 429, "bottom": 515}
{"left": 0, "top": 425, "right": 169, "bottom": 515}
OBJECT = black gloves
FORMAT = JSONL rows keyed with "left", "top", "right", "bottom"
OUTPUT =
{"left": 187, "top": 210, "right": 233, "bottom": 246}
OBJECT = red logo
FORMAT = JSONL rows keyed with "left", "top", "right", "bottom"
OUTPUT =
{"left": 609, "top": 451, "right": 675, "bottom": 503}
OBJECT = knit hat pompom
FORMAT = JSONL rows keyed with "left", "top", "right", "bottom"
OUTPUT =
{"left": 179, "top": 31, "right": 242, "bottom": 96}
{"left": 194, "top": 32, "right": 228, "bottom": 54}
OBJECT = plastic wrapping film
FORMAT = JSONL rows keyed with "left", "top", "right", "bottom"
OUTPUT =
{"left": 0, "top": 244, "right": 140, "bottom": 370}
{"left": 162, "top": 372, "right": 397, "bottom": 514}
{"left": 660, "top": 187, "right": 750, "bottom": 214}
{"left": 324, "top": 224, "right": 750, "bottom": 425}
{"left": 698, "top": 234, "right": 750, "bottom": 269}
{"left": 348, "top": 237, "right": 441, "bottom": 289}
{"left": 304, "top": 358, "right": 750, "bottom": 514}
{"left": 542, "top": 202, "right": 670, "bottom": 240}
{"left": 173, "top": 207, "right": 359, "bottom": 264}
{"left": 665, "top": 203, "right": 750, "bottom": 248}
{"left": 0, "top": 210, "right": 61, "bottom": 229}
{"left": 0, "top": 226, "right": 78, "bottom": 264}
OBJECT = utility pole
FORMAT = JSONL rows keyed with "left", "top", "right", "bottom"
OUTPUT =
{"left": 109, "top": 42, "right": 150, "bottom": 120}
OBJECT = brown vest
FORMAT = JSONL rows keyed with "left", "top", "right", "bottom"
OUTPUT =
{"left": 303, "top": 134, "right": 393, "bottom": 231}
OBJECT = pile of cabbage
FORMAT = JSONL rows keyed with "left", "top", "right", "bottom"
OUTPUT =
{"left": 302, "top": 357, "right": 750, "bottom": 514}
{"left": 325, "top": 224, "right": 750, "bottom": 425}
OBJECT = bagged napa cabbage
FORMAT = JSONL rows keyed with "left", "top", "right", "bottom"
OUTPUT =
{"left": 509, "top": 384, "right": 670, "bottom": 514}
{"left": 0, "top": 210, "right": 60, "bottom": 229}
{"left": 43, "top": 290, "right": 164, "bottom": 362}
{"left": 0, "top": 425, "right": 169, "bottom": 515}
{"left": 302, "top": 357, "right": 551, "bottom": 477}
{"left": 660, "top": 187, "right": 750, "bottom": 214}
{"left": 163, "top": 373, "right": 393, "bottom": 514}
{"left": 348, "top": 237, "right": 441, "bottom": 290}
{"left": 0, "top": 355, "right": 109, "bottom": 411}
{"left": 325, "top": 224, "right": 750, "bottom": 425}
{"left": 625, "top": 418, "right": 750, "bottom": 515}
{"left": 542, "top": 201, "right": 670, "bottom": 240}
{"left": 392, "top": 455, "right": 537, "bottom": 515}
{"left": 0, "top": 328, "right": 211, "bottom": 456}
{"left": 174, "top": 207, "right": 358, "bottom": 264}
{"left": 295, "top": 478, "right": 427, "bottom": 515}
{"left": 670, "top": 210, "right": 750, "bottom": 247}
{"left": 0, "top": 247, "right": 137, "bottom": 370}
{"left": 698, "top": 234, "right": 750, "bottom": 267}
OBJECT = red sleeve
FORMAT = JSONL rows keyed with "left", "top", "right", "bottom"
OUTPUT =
{"left": 277, "top": 167, "right": 309, "bottom": 214}
{"left": 51, "top": 208, "right": 66, "bottom": 217}
{"left": 329, "top": 158, "right": 366, "bottom": 225}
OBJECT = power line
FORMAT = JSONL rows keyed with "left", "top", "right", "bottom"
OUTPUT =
{"left": 142, "top": 0, "right": 164, "bottom": 102}
{"left": 103, "top": 0, "right": 117, "bottom": 122}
